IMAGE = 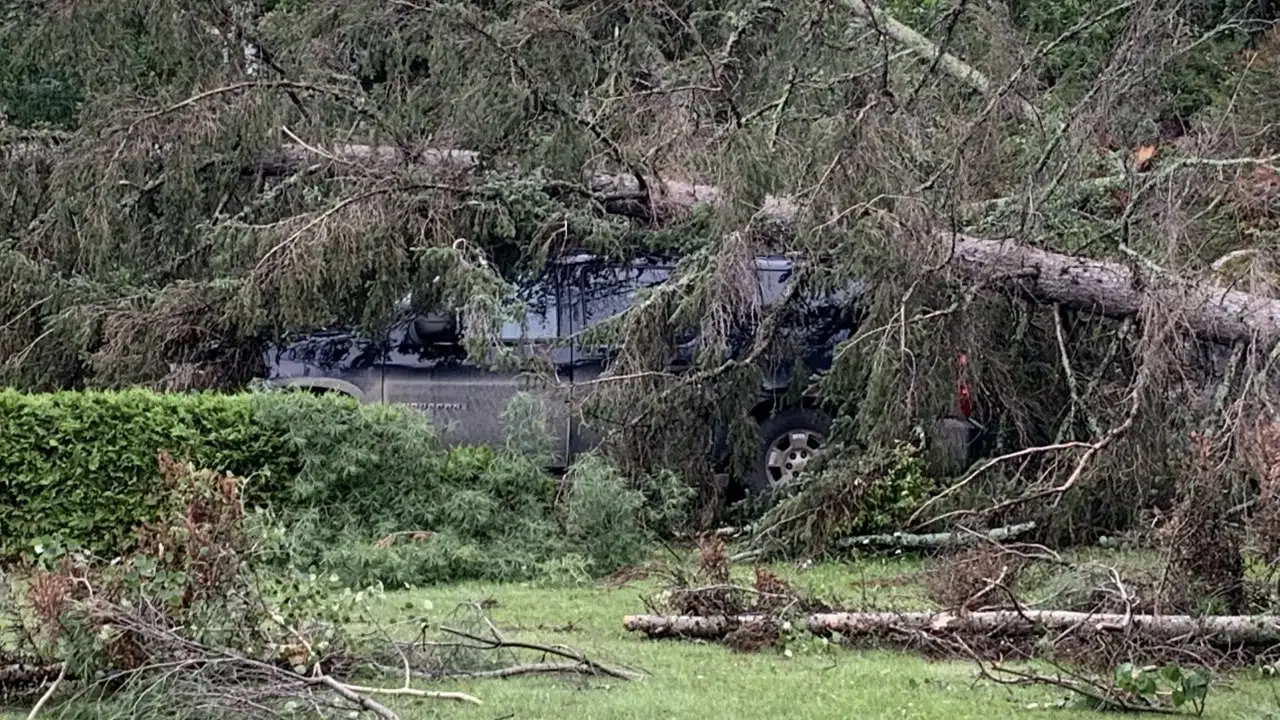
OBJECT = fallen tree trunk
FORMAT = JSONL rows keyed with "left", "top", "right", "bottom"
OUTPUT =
{"left": 586, "top": 174, "right": 1280, "bottom": 348}
{"left": 835, "top": 522, "right": 1036, "bottom": 549}
{"left": 315, "top": 146, "right": 1280, "bottom": 347}
{"left": 10, "top": 135, "right": 1280, "bottom": 346}
{"left": 945, "top": 234, "right": 1280, "bottom": 347}
{"left": 624, "top": 610, "right": 1280, "bottom": 646}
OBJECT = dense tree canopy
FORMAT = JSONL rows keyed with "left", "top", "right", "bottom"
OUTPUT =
{"left": 2, "top": 0, "right": 1278, "bottom": 537}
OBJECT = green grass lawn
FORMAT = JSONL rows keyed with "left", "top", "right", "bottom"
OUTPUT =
{"left": 352, "top": 555, "right": 1280, "bottom": 720}
{"left": 7, "top": 553, "right": 1280, "bottom": 719}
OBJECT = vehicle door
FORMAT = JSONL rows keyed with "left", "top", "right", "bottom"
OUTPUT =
{"left": 567, "top": 257, "right": 674, "bottom": 454}
{"left": 379, "top": 268, "right": 576, "bottom": 464}
{"left": 753, "top": 258, "right": 862, "bottom": 394}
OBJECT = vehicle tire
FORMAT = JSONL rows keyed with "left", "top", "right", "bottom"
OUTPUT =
{"left": 746, "top": 407, "right": 832, "bottom": 496}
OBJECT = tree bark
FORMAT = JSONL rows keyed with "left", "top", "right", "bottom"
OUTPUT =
{"left": 622, "top": 614, "right": 773, "bottom": 639}
{"left": 624, "top": 611, "right": 1280, "bottom": 646}
{"left": 806, "top": 611, "right": 1280, "bottom": 645}
{"left": 942, "top": 234, "right": 1280, "bottom": 347}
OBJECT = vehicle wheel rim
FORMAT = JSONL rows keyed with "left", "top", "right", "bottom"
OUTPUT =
{"left": 765, "top": 429, "right": 824, "bottom": 486}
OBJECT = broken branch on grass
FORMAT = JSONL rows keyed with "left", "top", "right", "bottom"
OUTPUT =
{"left": 966, "top": 648, "right": 1180, "bottom": 714}
{"left": 374, "top": 661, "right": 636, "bottom": 681}
{"left": 310, "top": 675, "right": 401, "bottom": 719}
{"left": 437, "top": 627, "right": 643, "bottom": 681}
{"left": 836, "top": 522, "right": 1037, "bottom": 550}
{"left": 24, "top": 661, "right": 66, "bottom": 720}
{"left": 325, "top": 677, "right": 482, "bottom": 706}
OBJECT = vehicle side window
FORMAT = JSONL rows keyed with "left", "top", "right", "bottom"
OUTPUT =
{"left": 498, "top": 270, "right": 564, "bottom": 342}
{"left": 384, "top": 267, "right": 574, "bottom": 369}
{"left": 757, "top": 267, "right": 790, "bottom": 308}
{"left": 269, "top": 330, "right": 385, "bottom": 375}
{"left": 580, "top": 262, "right": 673, "bottom": 330}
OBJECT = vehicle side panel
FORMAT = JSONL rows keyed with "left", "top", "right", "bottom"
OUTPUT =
{"left": 380, "top": 272, "right": 576, "bottom": 464}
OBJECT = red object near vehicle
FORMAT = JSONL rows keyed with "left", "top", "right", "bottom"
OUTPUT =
{"left": 956, "top": 353, "right": 972, "bottom": 419}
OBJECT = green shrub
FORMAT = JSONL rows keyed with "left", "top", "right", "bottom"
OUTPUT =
{"left": 562, "top": 452, "right": 651, "bottom": 574}
{"left": 0, "top": 388, "right": 300, "bottom": 559}
{"left": 250, "top": 392, "right": 662, "bottom": 588}
{"left": 249, "top": 409, "right": 567, "bottom": 588}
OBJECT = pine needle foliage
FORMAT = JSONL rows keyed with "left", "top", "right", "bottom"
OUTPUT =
{"left": 3, "top": 0, "right": 1279, "bottom": 542}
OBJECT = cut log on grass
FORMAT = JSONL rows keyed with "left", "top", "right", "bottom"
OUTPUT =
{"left": 623, "top": 614, "right": 774, "bottom": 639}
{"left": 806, "top": 611, "right": 1280, "bottom": 645}
{"left": 625, "top": 610, "right": 1280, "bottom": 646}
{"left": 836, "top": 522, "right": 1037, "bottom": 549}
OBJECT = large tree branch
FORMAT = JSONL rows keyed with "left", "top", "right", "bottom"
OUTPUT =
{"left": 841, "top": 0, "right": 1039, "bottom": 123}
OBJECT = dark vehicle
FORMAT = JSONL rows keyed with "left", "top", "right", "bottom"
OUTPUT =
{"left": 262, "top": 253, "right": 981, "bottom": 494}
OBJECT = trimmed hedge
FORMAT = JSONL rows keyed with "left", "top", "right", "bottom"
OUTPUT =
{"left": 0, "top": 388, "right": 341, "bottom": 559}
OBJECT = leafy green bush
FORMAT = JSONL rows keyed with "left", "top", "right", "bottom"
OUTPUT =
{"left": 562, "top": 452, "right": 651, "bottom": 574}
{"left": 0, "top": 388, "right": 301, "bottom": 559}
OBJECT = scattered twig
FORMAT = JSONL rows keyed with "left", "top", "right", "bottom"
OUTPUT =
{"left": 437, "top": 627, "right": 643, "bottom": 681}
{"left": 311, "top": 675, "right": 402, "bottom": 719}
{"left": 25, "top": 662, "right": 66, "bottom": 720}
{"left": 326, "top": 677, "right": 481, "bottom": 706}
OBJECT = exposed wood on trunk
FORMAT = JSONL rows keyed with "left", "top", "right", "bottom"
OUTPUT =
{"left": 625, "top": 610, "right": 1280, "bottom": 646}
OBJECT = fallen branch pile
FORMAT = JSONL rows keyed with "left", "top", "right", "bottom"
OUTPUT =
{"left": 0, "top": 455, "right": 640, "bottom": 718}
{"left": 632, "top": 536, "right": 1280, "bottom": 682}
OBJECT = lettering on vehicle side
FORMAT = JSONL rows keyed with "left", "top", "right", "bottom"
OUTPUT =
{"left": 403, "top": 401, "right": 466, "bottom": 411}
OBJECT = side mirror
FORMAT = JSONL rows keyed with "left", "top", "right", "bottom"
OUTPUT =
{"left": 409, "top": 312, "right": 457, "bottom": 343}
